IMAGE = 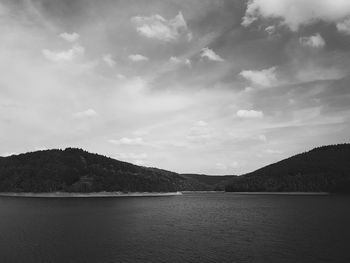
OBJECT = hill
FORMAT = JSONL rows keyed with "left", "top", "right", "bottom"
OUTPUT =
{"left": 0, "top": 148, "right": 234, "bottom": 193}
{"left": 225, "top": 144, "right": 350, "bottom": 193}
{"left": 181, "top": 174, "right": 237, "bottom": 191}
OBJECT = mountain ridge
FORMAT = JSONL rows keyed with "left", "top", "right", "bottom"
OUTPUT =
{"left": 225, "top": 143, "right": 350, "bottom": 193}
{"left": 0, "top": 148, "right": 234, "bottom": 193}
{"left": 1, "top": 144, "right": 349, "bottom": 193}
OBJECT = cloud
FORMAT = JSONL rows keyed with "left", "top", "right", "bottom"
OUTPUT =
{"left": 169, "top": 56, "right": 191, "bottom": 66}
{"left": 336, "top": 18, "right": 350, "bottom": 35}
{"left": 103, "top": 54, "right": 116, "bottom": 67}
{"left": 215, "top": 161, "right": 239, "bottom": 170}
{"left": 240, "top": 67, "right": 277, "bottom": 87}
{"left": 59, "top": 32, "right": 80, "bottom": 42}
{"left": 237, "top": 109, "right": 264, "bottom": 119}
{"left": 230, "top": 161, "right": 239, "bottom": 168}
{"left": 114, "top": 152, "right": 148, "bottom": 166}
{"left": 264, "top": 149, "right": 283, "bottom": 154}
{"left": 131, "top": 11, "right": 191, "bottom": 42}
{"left": 73, "top": 109, "right": 98, "bottom": 118}
{"left": 187, "top": 122, "right": 213, "bottom": 143}
{"left": 195, "top": 120, "right": 208, "bottom": 127}
{"left": 117, "top": 74, "right": 126, "bottom": 80}
{"left": 242, "top": 0, "right": 350, "bottom": 31}
{"left": 109, "top": 137, "right": 145, "bottom": 146}
{"left": 134, "top": 160, "right": 147, "bottom": 166}
{"left": 265, "top": 25, "right": 276, "bottom": 35}
{"left": 200, "top": 47, "right": 224, "bottom": 62}
{"left": 258, "top": 134, "right": 267, "bottom": 142}
{"left": 241, "top": 1, "right": 259, "bottom": 27}
{"left": 4, "top": 0, "right": 350, "bottom": 177}
{"left": 242, "top": 86, "right": 254, "bottom": 93}
{"left": 299, "top": 33, "right": 325, "bottom": 48}
{"left": 115, "top": 152, "right": 148, "bottom": 159}
{"left": 42, "top": 45, "right": 85, "bottom": 62}
{"left": 128, "top": 54, "right": 149, "bottom": 62}
{"left": 215, "top": 162, "right": 227, "bottom": 170}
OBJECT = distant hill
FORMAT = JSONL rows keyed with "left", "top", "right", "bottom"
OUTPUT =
{"left": 225, "top": 144, "right": 350, "bottom": 193}
{"left": 2, "top": 144, "right": 348, "bottom": 194}
{"left": 0, "top": 148, "right": 234, "bottom": 193}
{"left": 181, "top": 174, "right": 236, "bottom": 191}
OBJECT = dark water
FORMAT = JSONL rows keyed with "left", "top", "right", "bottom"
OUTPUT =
{"left": 0, "top": 193, "right": 349, "bottom": 263}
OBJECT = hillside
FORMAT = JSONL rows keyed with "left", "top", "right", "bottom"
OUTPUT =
{"left": 181, "top": 174, "right": 236, "bottom": 191}
{"left": 225, "top": 144, "right": 350, "bottom": 193}
{"left": 0, "top": 148, "right": 234, "bottom": 193}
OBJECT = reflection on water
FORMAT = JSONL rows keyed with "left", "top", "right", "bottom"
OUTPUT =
{"left": 0, "top": 193, "right": 349, "bottom": 263}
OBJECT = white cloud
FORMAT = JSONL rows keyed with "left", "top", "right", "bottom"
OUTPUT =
{"left": 170, "top": 56, "right": 181, "bottom": 63}
{"left": 131, "top": 11, "right": 191, "bottom": 42}
{"left": 117, "top": 74, "right": 126, "bottom": 80}
{"left": 132, "top": 129, "right": 149, "bottom": 136}
{"left": 128, "top": 54, "right": 149, "bottom": 62}
{"left": 241, "top": 1, "right": 259, "bottom": 27}
{"left": 42, "top": 45, "right": 85, "bottom": 62}
{"left": 115, "top": 152, "right": 148, "bottom": 160}
{"left": 215, "top": 161, "right": 239, "bottom": 170}
{"left": 59, "top": 32, "right": 80, "bottom": 42}
{"left": 258, "top": 134, "right": 267, "bottom": 142}
{"left": 264, "top": 149, "right": 283, "bottom": 154}
{"left": 240, "top": 66, "right": 277, "bottom": 87}
{"left": 337, "top": 18, "right": 350, "bottom": 35}
{"left": 200, "top": 47, "right": 224, "bottom": 62}
{"left": 73, "top": 109, "right": 98, "bottom": 118}
{"left": 230, "top": 161, "right": 239, "bottom": 169}
{"left": 195, "top": 120, "right": 208, "bottom": 127}
{"left": 242, "top": 0, "right": 350, "bottom": 31}
{"left": 134, "top": 160, "right": 147, "bottom": 166}
{"left": 299, "top": 33, "right": 325, "bottom": 48}
{"left": 109, "top": 137, "right": 145, "bottom": 146}
{"left": 113, "top": 152, "right": 148, "bottom": 166}
{"left": 265, "top": 25, "right": 276, "bottom": 35}
{"left": 169, "top": 56, "right": 191, "bottom": 66}
{"left": 215, "top": 162, "right": 227, "bottom": 170}
{"left": 237, "top": 109, "right": 264, "bottom": 119}
{"left": 187, "top": 122, "right": 213, "bottom": 143}
{"left": 103, "top": 54, "right": 116, "bottom": 67}
{"left": 243, "top": 86, "right": 254, "bottom": 93}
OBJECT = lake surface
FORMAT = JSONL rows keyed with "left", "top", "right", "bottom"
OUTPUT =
{"left": 0, "top": 192, "right": 349, "bottom": 263}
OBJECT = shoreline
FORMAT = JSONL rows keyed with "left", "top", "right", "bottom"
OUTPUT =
{"left": 0, "top": 191, "right": 183, "bottom": 198}
{"left": 226, "top": 192, "right": 330, "bottom": 195}
{"left": 0, "top": 191, "right": 332, "bottom": 198}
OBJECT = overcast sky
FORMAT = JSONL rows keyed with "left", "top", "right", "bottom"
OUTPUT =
{"left": 1, "top": 0, "right": 350, "bottom": 175}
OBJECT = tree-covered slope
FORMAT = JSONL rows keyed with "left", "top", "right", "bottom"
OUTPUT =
{"left": 225, "top": 144, "right": 350, "bottom": 193}
{"left": 181, "top": 174, "right": 237, "bottom": 191}
{"left": 0, "top": 148, "right": 233, "bottom": 193}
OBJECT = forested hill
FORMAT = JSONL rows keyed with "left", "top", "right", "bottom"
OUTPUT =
{"left": 181, "top": 174, "right": 236, "bottom": 191}
{"left": 0, "top": 148, "right": 234, "bottom": 193}
{"left": 225, "top": 144, "right": 350, "bottom": 193}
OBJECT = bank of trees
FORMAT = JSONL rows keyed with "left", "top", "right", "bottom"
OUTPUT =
{"left": 225, "top": 144, "right": 350, "bottom": 193}
{"left": 0, "top": 148, "right": 186, "bottom": 192}
{"left": 0, "top": 148, "right": 231, "bottom": 193}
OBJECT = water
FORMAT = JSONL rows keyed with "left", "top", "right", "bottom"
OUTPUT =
{"left": 0, "top": 193, "right": 349, "bottom": 263}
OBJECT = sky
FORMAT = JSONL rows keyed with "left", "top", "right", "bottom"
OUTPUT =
{"left": 0, "top": 0, "right": 350, "bottom": 175}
